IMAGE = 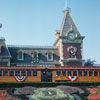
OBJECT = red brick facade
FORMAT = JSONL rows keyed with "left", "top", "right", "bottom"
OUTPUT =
{"left": 63, "top": 43, "right": 82, "bottom": 60}
{"left": 64, "top": 62, "right": 82, "bottom": 66}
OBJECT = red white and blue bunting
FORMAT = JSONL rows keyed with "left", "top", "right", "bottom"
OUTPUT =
{"left": 14, "top": 76, "right": 27, "bottom": 82}
{"left": 67, "top": 76, "right": 78, "bottom": 82}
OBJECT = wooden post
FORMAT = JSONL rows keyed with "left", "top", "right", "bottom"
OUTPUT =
{"left": 14, "top": 71, "right": 15, "bottom": 76}
{"left": 77, "top": 70, "right": 78, "bottom": 76}
{"left": 87, "top": 71, "right": 89, "bottom": 77}
{"left": 2, "top": 70, "right": 3, "bottom": 76}
{"left": 31, "top": 70, "right": 33, "bottom": 76}
{"left": 71, "top": 71, "right": 73, "bottom": 76}
{"left": 20, "top": 71, "right": 21, "bottom": 76}
{"left": 82, "top": 71, "right": 84, "bottom": 76}
{"left": 8, "top": 70, "right": 9, "bottom": 76}
{"left": 98, "top": 71, "right": 99, "bottom": 77}
{"left": 26, "top": 71, "right": 27, "bottom": 76}
{"left": 93, "top": 71, "right": 94, "bottom": 77}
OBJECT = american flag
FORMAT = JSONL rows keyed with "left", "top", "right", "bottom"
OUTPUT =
{"left": 0, "top": 24, "right": 2, "bottom": 28}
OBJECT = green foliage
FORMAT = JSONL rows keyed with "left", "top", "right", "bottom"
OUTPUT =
{"left": 30, "top": 88, "right": 70, "bottom": 100}
{"left": 0, "top": 82, "right": 100, "bottom": 88}
{"left": 84, "top": 59, "right": 96, "bottom": 66}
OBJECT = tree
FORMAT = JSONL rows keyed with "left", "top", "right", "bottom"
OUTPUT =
{"left": 84, "top": 59, "right": 96, "bottom": 66}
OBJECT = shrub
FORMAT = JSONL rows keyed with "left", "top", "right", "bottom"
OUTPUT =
{"left": 30, "top": 88, "right": 74, "bottom": 100}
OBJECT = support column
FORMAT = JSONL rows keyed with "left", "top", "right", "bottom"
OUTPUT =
{"left": 77, "top": 70, "right": 78, "bottom": 76}
{"left": 82, "top": 71, "right": 84, "bottom": 76}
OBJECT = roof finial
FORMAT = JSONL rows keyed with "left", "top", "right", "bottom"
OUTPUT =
{"left": 65, "top": 0, "right": 67, "bottom": 10}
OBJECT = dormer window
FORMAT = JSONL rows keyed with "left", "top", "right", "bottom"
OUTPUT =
{"left": 46, "top": 52, "right": 53, "bottom": 61}
{"left": 17, "top": 50, "right": 24, "bottom": 60}
{"left": 31, "top": 51, "right": 39, "bottom": 63}
{"left": 0, "top": 45, "right": 2, "bottom": 54}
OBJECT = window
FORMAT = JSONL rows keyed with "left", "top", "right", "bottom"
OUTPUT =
{"left": 33, "top": 71, "right": 37, "bottom": 76}
{"left": 89, "top": 71, "right": 93, "bottom": 76}
{"left": 18, "top": 50, "right": 24, "bottom": 60}
{"left": 56, "top": 71, "right": 60, "bottom": 76}
{"left": 78, "top": 71, "right": 82, "bottom": 76}
{"left": 94, "top": 71, "right": 98, "bottom": 76}
{"left": 3, "top": 71, "right": 8, "bottom": 76}
{"left": 31, "top": 51, "right": 39, "bottom": 63}
{"left": 84, "top": 71, "right": 87, "bottom": 76}
{"left": 27, "top": 71, "right": 31, "bottom": 76}
{"left": 15, "top": 71, "right": 20, "bottom": 76}
{"left": 0, "top": 45, "right": 2, "bottom": 54}
{"left": 73, "top": 71, "right": 77, "bottom": 76}
{"left": 46, "top": 52, "right": 53, "bottom": 61}
{"left": 9, "top": 71, "right": 14, "bottom": 76}
{"left": 62, "top": 71, "right": 66, "bottom": 76}
{"left": 48, "top": 53, "right": 52, "bottom": 60}
{"left": 0, "top": 71, "right": 2, "bottom": 76}
{"left": 68, "top": 71, "right": 72, "bottom": 76}
{"left": 21, "top": 71, "right": 26, "bottom": 76}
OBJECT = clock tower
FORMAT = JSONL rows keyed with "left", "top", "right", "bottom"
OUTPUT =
{"left": 54, "top": 9, "right": 85, "bottom": 66}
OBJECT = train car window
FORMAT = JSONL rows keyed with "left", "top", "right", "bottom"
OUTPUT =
{"left": 27, "top": 71, "right": 31, "bottom": 76}
{"left": 9, "top": 71, "right": 14, "bottom": 76}
{"left": 62, "top": 71, "right": 66, "bottom": 76}
{"left": 89, "top": 71, "right": 92, "bottom": 76}
{"left": 84, "top": 71, "right": 87, "bottom": 76}
{"left": 15, "top": 71, "right": 20, "bottom": 76}
{"left": 73, "top": 71, "right": 77, "bottom": 76}
{"left": 78, "top": 71, "right": 82, "bottom": 76}
{"left": 33, "top": 71, "right": 37, "bottom": 76}
{"left": 68, "top": 71, "right": 71, "bottom": 76}
{"left": 94, "top": 71, "right": 98, "bottom": 76}
{"left": 56, "top": 71, "right": 60, "bottom": 76}
{"left": 3, "top": 71, "right": 8, "bottom": 76}
{"left": 0, "top": 71, "right": 2, "bottom": 76}
{"left": 21, "top": 71, "right": 26, "bottom": 76}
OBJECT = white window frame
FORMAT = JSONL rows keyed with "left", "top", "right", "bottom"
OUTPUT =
{"left": 17, "top": 50, "right": 24, "bottom": 60}
{"left": 46, "top": 52, "right": 54, "bottom": 61}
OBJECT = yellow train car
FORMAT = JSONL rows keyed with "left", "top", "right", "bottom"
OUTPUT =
{"left": 48, "top": 66, "right": 100, "bottom": 82}
{"left": 0, "top": 66, "right": 100, "bottom": 83}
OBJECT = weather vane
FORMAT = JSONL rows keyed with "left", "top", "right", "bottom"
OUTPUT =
{"left": 64, "top": 0, "right": 71, "bottom": 12}
{"left": 65, "top": 0, "right": 67, "bottom": 10}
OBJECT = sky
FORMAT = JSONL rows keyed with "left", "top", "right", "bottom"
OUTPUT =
{"left": 0, "top": 0, "right": 100, "bottom": 64}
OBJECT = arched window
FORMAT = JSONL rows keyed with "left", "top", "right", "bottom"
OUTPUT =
{"left": 31, "top": 51, "right": 39, "bottom": 63}
{"left": 17, "top": 50, "right": 24, "bottom": 60}
{"left": 46, "top": 52, "right": 53, "bottom": 61}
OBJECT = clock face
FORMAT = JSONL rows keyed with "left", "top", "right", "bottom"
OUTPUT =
{"left": 68, "top": 32, "right": 76, "bottom": 40}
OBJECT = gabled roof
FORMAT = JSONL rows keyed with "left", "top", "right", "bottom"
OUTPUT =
{"left": 60, "top": 10, "right": 81, "bottom": 37}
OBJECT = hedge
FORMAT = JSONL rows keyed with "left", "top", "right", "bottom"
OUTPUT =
{"left": 0, "top": 82, "right": 100, "bottom": 88}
